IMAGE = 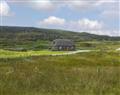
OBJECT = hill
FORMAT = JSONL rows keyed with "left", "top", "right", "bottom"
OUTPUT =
{"left": 0, "top": 26, "right": 120, "bottom": 50}
{"left": 1, "top": 26, "right": 120, "bottom": 41}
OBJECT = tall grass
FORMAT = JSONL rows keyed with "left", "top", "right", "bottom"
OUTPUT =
{"left": 0, "top": 51, "right": 120, "bottom": 95}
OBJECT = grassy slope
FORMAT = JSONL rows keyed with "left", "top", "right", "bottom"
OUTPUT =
{"left": 0, "top": 51, "right": 120, "bottom": 95}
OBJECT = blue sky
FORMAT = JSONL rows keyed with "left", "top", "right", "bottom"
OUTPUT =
{"left": 0, "top": 0, "right": 120, "bottom": 36}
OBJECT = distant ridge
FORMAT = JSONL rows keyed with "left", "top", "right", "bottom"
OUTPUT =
{"left": 0, "top": 26, "right": 120, "bottom": 42}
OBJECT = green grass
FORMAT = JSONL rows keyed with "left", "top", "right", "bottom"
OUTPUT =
{"left": 0, "top": 40, "right": 50, "bottom": 50}
{"left": 1, "top": 40, "right": 120, "bottom": 51}
{"left": 76, "top": 41, "right": 120, "bottom": 50}
{"left": 0, "top": 41, "right": 120, "bottom": 95}
{"left": 0, "top": 51, "right": 120, "bottom": 95}
{"left": 1, "top": 40, "right": 120, "bottom": 58}
{"left": 0, "top": 49, "right": 70, "bottom": 58}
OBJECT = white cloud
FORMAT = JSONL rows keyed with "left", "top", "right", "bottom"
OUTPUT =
{"left": 7, "top": 0, "right": 118, "bottom": 10}
{"left": 28, "top": 0, "right": 56, "bottom": 11}
{"left": 38, "top": 17, "right": 120, "bottom": 36}
{"left": 84, "top": 30, "right": 120, "bottom": 36}
{"left": 0, "top": 0, "right": 11, "bottom": 16}
{"left": 66, "top": 0, "right": 118, "bottom": 11}
{"left": 78, "top": 18, "right": 103, "bottom": 30}
{"left": 100, "top": 1, "right": 119, "bottom": 20}
{"left": 6, "top": 0, "right": 119, "bottom": 13}
{"left": 72, "top": 19, "right": 119, "bottom": 36}
{"left": 39, "top": 17, "right": 105, "bottom": 33}
{"left": 65, "top": 18, "right": 103, "bottom": 32}
{"left": 101, "top": 10, "right": 119, "bottom": 19}
{"left": 7, "top": 0, "right": 57, "bottom": 11}
{"left": 39, "top": 16, "right": 65, "bottom": 26}
{"left": 94, "top": 0, "right": 117, "bottom": 6}
{"left": 67, "top": 0, "right": 92, "bottom": 10}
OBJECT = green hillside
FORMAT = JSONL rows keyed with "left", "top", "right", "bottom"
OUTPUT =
{"left": 1, "top": 26, "right": 120, "bottom": 41}
{"left": 0, "top": 26, "right": 120, "bottom": 50}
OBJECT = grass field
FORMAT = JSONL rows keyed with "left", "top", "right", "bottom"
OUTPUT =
{"left": 0, "top": 49, "right": 70, "bottom": 58}
{"left": 0, "top": 50, "right": 120, "bottom": 95}
{"left": 0, "top": 41, "right": 120, "bottom": 95}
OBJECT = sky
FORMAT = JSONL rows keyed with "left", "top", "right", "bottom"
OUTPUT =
{"left": 0, "top": 0, "right": 120, "bottom": 36}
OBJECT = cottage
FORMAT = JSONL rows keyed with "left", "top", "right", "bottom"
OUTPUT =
{"left": 51, "top": 39, "right": 75, "bottom": 51}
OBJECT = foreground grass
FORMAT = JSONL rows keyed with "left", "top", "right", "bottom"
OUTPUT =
{"left": 0, "top": 51, "right": 120, "bottom": 95}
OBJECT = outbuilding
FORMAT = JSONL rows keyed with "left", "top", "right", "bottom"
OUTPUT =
{"left": 51, "top": 39, "right": 75, "bottom": 51}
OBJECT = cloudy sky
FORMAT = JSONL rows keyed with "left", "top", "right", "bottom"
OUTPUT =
{"left": 0, "top": 0, "right": 120, "bottom": 36}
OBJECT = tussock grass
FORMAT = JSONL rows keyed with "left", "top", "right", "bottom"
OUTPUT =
{"left": 0, "top": 51, "right": 120, "bottom": 95}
